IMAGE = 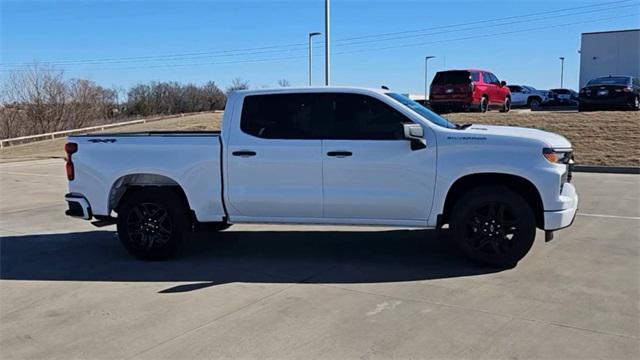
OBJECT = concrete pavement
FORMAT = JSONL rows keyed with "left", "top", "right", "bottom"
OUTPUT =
{"left": 1, "top": 159, "right": 638, "bottom": 359}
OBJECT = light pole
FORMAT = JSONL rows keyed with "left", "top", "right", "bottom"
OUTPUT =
{"left": 559, "top": 57, "right": 565, "bottom": 88}
{"left": 324, "top": 0, "right": 330, "bottom": 86}
{"left": 424, "top": 56, "right": 435, "bottom": 103}
{"left": 308, "top": 32, "right": 321, "bottom": 86}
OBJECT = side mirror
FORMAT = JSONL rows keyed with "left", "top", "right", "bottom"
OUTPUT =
{"left": 403, "top": 123, "right": 426, "bottom": 151}
{"left": 500, "top": 80, "right": 507, "bottom": 87}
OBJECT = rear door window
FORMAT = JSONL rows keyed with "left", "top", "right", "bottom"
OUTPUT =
{"left": 240, "top": 94, "right": 320, "bottom": 139}
{"left": 482, "top": 72, "right": 493, "bottom": 84}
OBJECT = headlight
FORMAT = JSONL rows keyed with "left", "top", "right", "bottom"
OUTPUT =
{"left": 543, "top": 148, "right": 572, "bottom": 164}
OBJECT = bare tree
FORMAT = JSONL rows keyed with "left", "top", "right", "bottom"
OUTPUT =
{"left": 0, "top": 106, "right": 22, "bottom": 139}
{"left": 203, "top": 81, "right": 226, "bottom": 110}
{"left": 66, "top": 79, "right": 116, "bottom": 129}
{"left": 226, "top": 78, "right": 249, "bottom": 94}
{"left": 0, "top": 62, "right": 230, "bottom": 139}
{"left": 277, "top": 79, "right": 290, "bottom": 87}
{"left": 2, "top": 63, "right": 67, "bottom": 134}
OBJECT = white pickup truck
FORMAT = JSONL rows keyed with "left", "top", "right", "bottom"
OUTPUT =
{"left": 64, "top": 87, "right": 577, "bottom": 267}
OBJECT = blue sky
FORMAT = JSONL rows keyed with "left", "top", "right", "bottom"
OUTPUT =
{"left": 1, "top": 0, "right": 638, "bottom": 94}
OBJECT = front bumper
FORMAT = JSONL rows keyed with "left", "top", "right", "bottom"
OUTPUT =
{"left": 543, "top": 182, "right": 578, "bottom": 230}
{"left": 65, "top": 193, "right": 92, "bottom": 220}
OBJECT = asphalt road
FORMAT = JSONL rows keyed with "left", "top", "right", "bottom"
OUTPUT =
{"left": 1, "top": 159, "right": 638, "bottom": 359}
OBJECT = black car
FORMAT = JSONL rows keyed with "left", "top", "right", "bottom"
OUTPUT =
{"left": 547, "top": 88, "right": 579, "bottom": 107}
{"left": 579, "top": 76, "right": 640, "bottom": 111}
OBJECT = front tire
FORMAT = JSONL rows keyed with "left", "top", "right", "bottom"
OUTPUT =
{"left": 450, "top": 187, "right": 536, "bottom": 268}
{"left": 117, "top": 188, "right": 191, "bottom": 260}
{"left": 528, "top": 97, "right": 541, "bottom": 110}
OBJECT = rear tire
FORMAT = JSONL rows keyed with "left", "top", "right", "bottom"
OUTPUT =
{"left": 479, "top": 96, "right": 488, "bottom": 113}
{"left": 450, "top": 186, "right": 536, "bottom": 268}
{"left": 578, "top": 104, "right": 591, "bottom": 112}
{"left": 630, "top": 95, "right": 640, "bottom": 111}
{"left": 500, "top": 97, "right": 511, "bottom": 113}
{"left": 117, "top": 188, "right": 191, "bottom": 260}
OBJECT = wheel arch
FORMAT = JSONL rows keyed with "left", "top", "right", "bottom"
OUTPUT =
{"left": 527, "top": 95, "right": 542, "bottom": 104}
{"left": 108, "top": 173, "right": 191, "bottom": 216}
{"left": 440, "top": 173, "right": 544, "bottom": 229}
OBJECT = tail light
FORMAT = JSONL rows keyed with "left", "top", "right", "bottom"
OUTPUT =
{"left": 65, "top": 142, "right": 77, "bottom": 181}
{"left": 468, "top": 82, "right": 475, "bottom": 94}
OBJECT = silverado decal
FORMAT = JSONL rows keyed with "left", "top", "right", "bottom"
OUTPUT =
{"left": 446, "top": 136, "right": 487, "bottom": 141}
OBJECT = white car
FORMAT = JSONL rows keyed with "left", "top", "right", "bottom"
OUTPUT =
{"left": 507, "top": 85, "right": 548, "bottom": 109}
{"left": 64, "top": 87, "right": 578, "bottom": 267}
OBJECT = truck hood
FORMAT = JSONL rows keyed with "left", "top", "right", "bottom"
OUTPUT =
{"left": 467, "top": 124, "right": 572, "bottom": 149}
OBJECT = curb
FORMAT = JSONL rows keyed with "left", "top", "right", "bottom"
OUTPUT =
{"left": 573, "top": 165, "right": 640, "bottom": 174}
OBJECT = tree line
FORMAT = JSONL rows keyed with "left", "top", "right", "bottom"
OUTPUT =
{"left": 0, "top": 64, "right": 255, "bottom": 139}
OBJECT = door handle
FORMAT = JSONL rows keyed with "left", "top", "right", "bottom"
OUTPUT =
{"left": 327, "top": 151, "right": 352, "bottom": 158}
{"left": 232, "top": 150, "right": 257, "bottom": 157}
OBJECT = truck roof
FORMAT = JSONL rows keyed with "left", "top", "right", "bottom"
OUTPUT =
{"left": 232, "top": 86, "right": 391, "bottom": 96}
{"left": 436, "top": 69, "right": 488, "bottom": 73}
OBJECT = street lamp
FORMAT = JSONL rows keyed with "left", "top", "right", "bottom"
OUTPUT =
{"left": 559, "top": 57, "right": 565, "bottom": 88}
{"left": 325, "top": 0, "right": 331, "bottom": 86}
{"left": 424, "top": 56, "right": 436, "bottom": 103}
{"left": 308, "top": 32, "right": 322, "bottom": 86}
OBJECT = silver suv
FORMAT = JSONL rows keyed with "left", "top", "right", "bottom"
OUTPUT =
{"left": 507, "top": 85, "right": 549, "bottom": 109}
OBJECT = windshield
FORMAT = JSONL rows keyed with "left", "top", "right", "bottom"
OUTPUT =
{"left": 586, "top": 76, "right": 630, "bottom": 86}
{"left": 386, "top": 93, "right": 457, "bottom": 129}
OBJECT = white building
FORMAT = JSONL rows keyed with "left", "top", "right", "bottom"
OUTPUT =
{"left": 579, "top": 29, "right": 640, "bottom": 88}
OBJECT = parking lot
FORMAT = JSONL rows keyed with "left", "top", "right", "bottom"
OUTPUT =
{"left": 1, "top": 159, "right": 638, "bottom": 359}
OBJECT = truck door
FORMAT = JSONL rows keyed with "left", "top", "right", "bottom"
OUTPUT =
{"left": 483, "top": 72, "right": 499, "bottom": 105}
{"left": 226, "top": 93, "right": 323, "bottom": 219}
{"left": 319, "top": 93, "right": 435, "bottom": 223}
{"left": 509, "top": 86, "right": 526, "bottom": 106}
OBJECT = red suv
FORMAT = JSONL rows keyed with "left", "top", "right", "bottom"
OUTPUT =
{"left": 429, "top": 69, "right": 511, "bottom": 113}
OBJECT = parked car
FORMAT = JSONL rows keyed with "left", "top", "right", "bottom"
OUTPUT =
{"left": 64, "top": 87, "right": 577, "bottom": 268}
{"left": 507, "top": 85, "right": 548, "bottom": 109}
{"left": 578, "top": 75, "right": 640, "bottom": 111}
{"left": 429, "top": 69, "right": 511, "bottom": 113}
{"left": 547, "top": 88, "right": 578, "bottom": 107}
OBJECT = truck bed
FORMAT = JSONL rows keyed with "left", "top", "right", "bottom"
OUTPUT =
{"left": 67, "top": 131, "right": 225, "bottom": 222}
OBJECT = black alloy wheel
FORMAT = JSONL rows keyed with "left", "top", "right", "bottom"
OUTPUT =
{"left": 126, "top": 202, "right": 173, "bottom": 250}
{"left": 117, "top": 188, "right": 190, "bottom": 260}
{"left": 451, "top": 187, "right": 536, "bottom": 268}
